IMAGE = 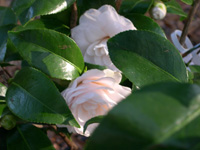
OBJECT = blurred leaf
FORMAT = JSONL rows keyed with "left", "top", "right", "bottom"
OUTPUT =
{"left": 86, "top": 82, "right": 200, "bottom": 150}
{"left": 11, "top": 0, "right": 75, "bottom": 24}
{"left": 6, "top": 67, "right": 79, "bottom": 127}
{"left": 77, "top": 0, "right": 115, "bottom": 17}
{"left": 108, "top": 30, "right": 187, "bottom": 87}
{"left": 16, "top": 19, "right": 70, "bottom": 35}
{"left": 84, "top": 115, "right": 104, "bottom": 134}
{"left": 159, "top": 116, "right": 200, "bottom": 150}
{"left": 125, "top": 13, "right": 166, "bottom": 38}
{"left": 7, "top": 124, "right": 55, "bottom": 150}
{"left": 192, "top": 73, "right": 200, "bottom": 84}
{"left": 120, "top": 0, "right": 153, "bottom": 15}
{"left": 165, "top": 0, "right": 187, "bottom": 17}
{"left": 0, "top": 104, "right": 7, "bottom": 118}
{"left": 8, "top": 29, "right": 84, "bottom": 80}
{"left": 189, "top": 65, "right": 200, "bottom": 73}
{"left": 0, "top": 7, "right": 17, "bottom": 26}
{"left": 181, "top": 0, "right": 193, "bottom": 5}
{"left": 0, "top": 25, "right": 16, "bottom": 62}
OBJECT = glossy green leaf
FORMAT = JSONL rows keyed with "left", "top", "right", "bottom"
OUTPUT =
{"left": 12, "top": 0, "right": 75, "bottom": 24}
{"left": 8, "top": 29, "right": 84, "bottom": 80}
{"left": 120, "top": 0, "right": 153, "bottom": 14}
{"left": 108, "top": 30, "right": 187, "bottom": 87}
{"left": 41, "top": 7, "right": 72, "bottom": 26}
{"left": 86, "top": 82, "right": 200, "bottom": 150}
{"left": 7, "top": 124, "right": 55, "bottom": 150}
{"left": 165, "top": 0, "right": 187, "bottom": 17}
{"left": 0, "top": 25, "right": 16, "bottom": 62}
{"left": 84, "top": 115, "right": 104, "bottom": 134}
{"left": 125, "top": 13, "right": 166, "bottom": 38}
{"left": 77, "top": 0, "right": 115, "bottom": 17}
{"left": 6, "top": 67, "right": 79, "bottom": 127}
{"left": 0, "top": 7, "right": 17, "bottom": 26}
{"left": 16, "top": 19, "right": 70, "bottom": 35}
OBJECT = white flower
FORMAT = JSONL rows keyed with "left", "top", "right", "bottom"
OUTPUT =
{"left": 71, "top": 5, "right": 136, "bottom": 71}
{"left": 61, "top": 69, "right": 131, "bottom": 136}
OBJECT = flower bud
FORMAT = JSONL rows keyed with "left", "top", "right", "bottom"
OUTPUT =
{"left": 0, "top": 115, "right": 16, "bottom": 130}
{"left": 150, "top": 0, "right": 167, "bottom": 20}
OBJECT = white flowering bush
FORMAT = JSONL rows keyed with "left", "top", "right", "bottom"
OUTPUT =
{"left": 0, "top": 0, "right": 200, "bottom": 150}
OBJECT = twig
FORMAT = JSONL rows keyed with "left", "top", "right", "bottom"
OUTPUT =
{"left": 48, "top": 125, "right": 78, "bottom": 150}
{"left": 180, "top": 0, "right": 200, "bottom": 45}
{"left": 182, "top": 43, "right": 200, "bottom": 57}
{"left": 2, "top": 67, "right": 12, "bottom": 78}
{"left": 70, "top": 2, "right": 78, "bottom": 29}
{"left": 59, "top": 132, "right": 78, "bottom": 150}
{"left": 116, "top": 0, "right": 123, "bottom": 12}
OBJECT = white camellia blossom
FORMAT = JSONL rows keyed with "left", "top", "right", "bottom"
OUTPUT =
{"left": 71, "top": 5, "right": 136, "bottom": 71}
{"left": 61, "top": 69, "right": 131, "bottom": 136}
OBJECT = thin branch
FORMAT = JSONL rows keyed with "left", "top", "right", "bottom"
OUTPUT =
{"left": 70, "top": 2, "right": 78, "bottom": 29}
{"left": 180, "top": 0, "right": 200, "bottom": 45}
{"left": 182, "top": 43, "right": 200, "bottom": 57}
{"left": 48, "top": 125, "right": 78, "bottom": 150}
{"left": 116, "top": 0, "right": 123, "bottom": 12}
{"left": 59, "top": 132, "right": 78, "bottom": 150}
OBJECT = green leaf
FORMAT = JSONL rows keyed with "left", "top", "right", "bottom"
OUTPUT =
{"left": 0, "top": 7, "right": 17, "bottom": 26}
{"left": 0, "top": 24, "right": 16, "bottom": 62}
{"left": 85, "top": 63, "right": 106, "bottom": 71}
{"left": 77, "top": 0, "right": 116, "bottom": 17}
{"left": 165, "top": 0, "right": 187, "bottom": 17}
{"left": 7, "top": 124, "right": 55, "bottom": 150}
{"left": 125, "top": 13, "right": 166, "bottom": 38}
{"left": 189, "top": 65, "right": 200, "bottom": 73}
{"left": 6, "top": 67, "right": 79, "bottom": 127}
{"left": 41, "top": 7, "right": 72, "bottom": 27}
{"left": 0, "top": 82, "right": 7, "bottom": 97}
{"left": 181, "top": 0, "right": 193, "bottom": 5}
{"left": 8, "top": 29, "right": 84, "bottom": 80}
{"left": 86, "top": 82, "right": 200, "bottom": 150}
{"left": 84, "top": 115, "right": 104, "bottom": 134}
{"left": 120, "top": 0, "right": 153, "bottom": 15}
{"left": 161, "top": 116, "right": 200, "bottom": 149}
{"left": 107, "top": 30, "right": 187, "bottom": 87}
{"left": 11, "top": 0, "right": 75, "bottom": 24}
{"left": 0, "top": 104, "right": 7, "bottom": 118}
{"left": 16, "top": 19, "right": 70, "bottom": 35}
